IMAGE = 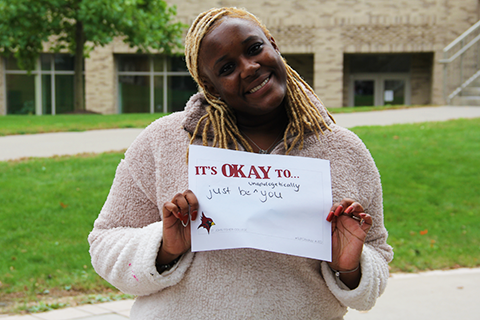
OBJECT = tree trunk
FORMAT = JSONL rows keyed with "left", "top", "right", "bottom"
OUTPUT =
{"left": 74, "top": 21, "right": 85, "bottom": 111}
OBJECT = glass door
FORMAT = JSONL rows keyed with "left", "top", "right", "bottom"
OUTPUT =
{"left": 349, "top": 74, "right": 410, "bottom": 107}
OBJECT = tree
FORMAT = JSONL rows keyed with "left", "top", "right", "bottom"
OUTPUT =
{"left": 0, "top": 0, "right": 186, "bottom": 112}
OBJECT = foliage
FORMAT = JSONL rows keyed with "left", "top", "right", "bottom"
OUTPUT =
{"left": 0, "top": 113, "right": 168, "bottom": 136}
{"left": 0, "top": 0, "right": 185, "bottom": 69}
{"left": 0, "top": 0, "right": 186, "bottom": 110}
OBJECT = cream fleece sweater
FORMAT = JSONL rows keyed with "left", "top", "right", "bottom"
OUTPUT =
{"left": 89, "top": 92, "right": 393, "bottom": 320}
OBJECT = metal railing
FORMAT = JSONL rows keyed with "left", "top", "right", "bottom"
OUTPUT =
{"left": 439, "top": 20, "right": 480, "bottom": 104}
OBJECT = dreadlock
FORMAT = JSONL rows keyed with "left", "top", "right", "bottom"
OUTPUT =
{"left": 184, "top": 7, "right": 334, "bottom": 154}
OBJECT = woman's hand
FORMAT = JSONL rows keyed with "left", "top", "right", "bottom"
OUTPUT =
{"left": 326, "top": 198, "right": 372, "bottom": 288}
{"left": 157, "top": 190, "right": 199, "bottom": 265}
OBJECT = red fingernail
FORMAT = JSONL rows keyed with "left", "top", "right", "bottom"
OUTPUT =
{"left": 326, "top": 211, "right": 334, "bottom": 222}
{"left": 345, "top": 206, "right": 353, "bottom": 214}
{"left": 334, "top": 205, "right": 343, "bottom": 216}
{"left": 191, "top": 210, "right": 198, "bottom": 220}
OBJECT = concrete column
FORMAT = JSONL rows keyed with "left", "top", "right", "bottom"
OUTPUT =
{"left": 431, "top": 49, "right": 446, "bottom": 105}
{"left": 313, "top": 27, "right": 344, "bottom": 109}
{"left": 85, "top": 43, "right": 116, "bottom": 114}
{"left": 0, "top": 58, "right": 5, "bottom": 115}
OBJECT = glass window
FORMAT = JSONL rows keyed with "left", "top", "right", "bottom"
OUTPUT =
{"left": 153, "top": 56, "right": 165, "bottom": 72}
{"left": 118, "top": 55, "right": 149, "bottom": 72}
{"left": 5, "top": 57, "right": 21, "bottom": 71}
{"left": 117, "top": 54, "right": 197, "bottom": 113}
{"left": 118, "top": 75, "right": 150, "bottom": 113}
{"left": 168, "top": 76, "right": 198, "bottom": 112}
{"left": 154, "top": 77, "right": 164, "bottom": 113}
{"left": 168, "top": 56, "right": 188, "bottom": 72}
{"left": 283, "top": 54, "right": 314, "bottom": 88}
{"left": 4, "top": 53, "right": 76, "bottom": 115}
{"left": 6, "top": 74, "right": 36, "bottom": 114}
{"left": 349, "top": 54, "right": 411, "bottom": 73}
{"left": 41, "top": 55, "right": 52, "bottom": 71}
{"left": 55, "top": 75, "right": 75, "bottom": 114}
{"left": 384, "top": 80, "right": 405, "bottom": 105}
{"left": 354, "top": 80, "right": 375, "bottom": 106}
{"left": 54, "top": 54, "right": 75, "bottom": 71}
{"left": 42, "top": 75, "right": 52, "bottom": 114}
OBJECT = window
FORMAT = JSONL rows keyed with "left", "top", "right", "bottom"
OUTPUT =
{"left": 4, "top": 54, "right": 77, "bottom": 115}
{"left": 117, "top": 55, "right": 197, "bottom": 113}
{"left": 283, "top": 54, "right": 314, "bottom": 87}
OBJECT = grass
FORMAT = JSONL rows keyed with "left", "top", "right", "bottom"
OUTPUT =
{"left": 352, "top": 118, "right": 480, "bottom": 272}
{"left": 1, "top": 117, "right": 479, "bottom": 313}
{"left": 0, "top": 113, "right": 167, "bottom": 136}
{"left": 0, "top": 152, "right": 127, "bottom": 313}
{"left": 0, "top": 105, "right": 436, "bottom": 136}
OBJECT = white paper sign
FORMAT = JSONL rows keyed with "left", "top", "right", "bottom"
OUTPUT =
{"left": 384, "top": 90, "right": 394, "bottom": 102}
{"left": 188, "top": 145, "right": 332, "bottom": 261}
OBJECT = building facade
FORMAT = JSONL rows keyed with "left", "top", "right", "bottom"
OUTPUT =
{"left": 1, "top": 0, "right": 479, "bottom": 115}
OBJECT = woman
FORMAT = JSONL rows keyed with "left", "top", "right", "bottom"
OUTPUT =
{"left": 89, "top": 7, "right": 393, "bottom": 319}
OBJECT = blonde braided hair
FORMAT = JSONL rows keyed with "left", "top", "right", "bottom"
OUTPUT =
{"left": 184, "top": 7, "right": 334, "bottom": 154}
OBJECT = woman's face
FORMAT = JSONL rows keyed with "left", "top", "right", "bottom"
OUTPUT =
{"left": 198, "top": 18, "right": 287, "bottom": 121}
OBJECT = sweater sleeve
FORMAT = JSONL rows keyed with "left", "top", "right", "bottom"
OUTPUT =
{"left": 319, "top": 127, "right": 393, "bottom": 310}
{"left": 88, "top": 129, "right": 194, "bottom": 296}
{"left": 321, "top": 244, "right": 390, "bottom": 310}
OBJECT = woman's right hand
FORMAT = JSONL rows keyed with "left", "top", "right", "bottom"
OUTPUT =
{"left": 157, "top": 190, "right": 198, "bottom": 265}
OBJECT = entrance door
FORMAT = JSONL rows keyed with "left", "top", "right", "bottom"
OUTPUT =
{"left": 349, "top": 73, "right": 410, "bottom": 107}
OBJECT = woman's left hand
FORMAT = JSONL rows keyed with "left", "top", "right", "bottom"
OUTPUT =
{"left": 326, "top": 198, "right": 372, "bottom": 288}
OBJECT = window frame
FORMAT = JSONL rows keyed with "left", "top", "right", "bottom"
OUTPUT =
{"left": 3, "top": 54, "right": 77, "bottom": 115}
{"left": 116, "top": 54, "right": 193, "bottom": 114}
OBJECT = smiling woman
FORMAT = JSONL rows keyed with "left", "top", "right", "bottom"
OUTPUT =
{"left": 89, "top": 7, "right": 393, "bottom": 320}
{"left": 184, "top": 8, "right": 333, "bottom": 154}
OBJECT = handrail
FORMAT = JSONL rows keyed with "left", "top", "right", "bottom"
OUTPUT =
{"left": 439, "top": 33, "right": 480, "bottom": 64}
{"left": 443, "top": 20, "right": 480, "bottom": 53}
{"left": 447, "top": 70, "right": 480, "bottom": 102}
{"left": 441, "top": 20, "right": 480, "bottom": 104}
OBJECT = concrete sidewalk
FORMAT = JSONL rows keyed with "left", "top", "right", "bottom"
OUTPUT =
{"left": 345, "top": 268, "right": 480, "bottom": 320}
{"left": 2, "top": 268, "right": 480, "bottom": 320}
{"left": 2, "top": 106, "right": 480, "bottom": 161}
{"left": 2, "top": 105, "right": 480, "bottom": 319}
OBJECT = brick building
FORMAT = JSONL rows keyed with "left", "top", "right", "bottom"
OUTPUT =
{"left": 1, "top": 0, "right": 478, "bottom": 115}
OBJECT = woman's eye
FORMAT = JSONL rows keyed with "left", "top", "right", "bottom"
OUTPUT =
{"left": 220, "top": 63, "right": 234, "bottom": 75}
{"left": 249, "top": 43, "right": 263, "bottom": 55}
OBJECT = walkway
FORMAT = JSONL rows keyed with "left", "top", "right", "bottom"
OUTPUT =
{"left": 2, "top": 106, "right": 480, "bottom": 161}
{"left": 1, "top": 105, "right": 480, "bottom": 319}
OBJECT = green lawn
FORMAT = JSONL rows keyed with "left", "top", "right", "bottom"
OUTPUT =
{"left": 0, "top": 113, "right": 167, "bottom": 136}
{"left": 0, "top": 117, "right": 479, "bottom": 311}
{"left": 352, "top": 118, "right": 480, "bottom": 272}
{"left": 0, "top": 153, "right": 124, "bottom": 303}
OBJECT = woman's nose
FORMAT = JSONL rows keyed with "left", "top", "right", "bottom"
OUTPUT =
{"left": 240, "top": 58, "right": 260, "bottom": 79}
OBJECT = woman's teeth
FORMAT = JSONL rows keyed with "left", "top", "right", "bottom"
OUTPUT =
{"left": 249, "top": 77, "right": 269, "bottom": 93}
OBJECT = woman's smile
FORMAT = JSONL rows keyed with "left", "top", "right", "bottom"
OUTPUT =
{"left": 247, "top": 76, "right": 270, "bottom": 94}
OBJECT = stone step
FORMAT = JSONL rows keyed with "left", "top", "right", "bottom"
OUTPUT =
{"left": 460, "top": 86, "right": 480, "bottom": 96}
{"left": 452, "top": 95, "right": 480, "bottom": 106}
{"left": 470, "top": 77, "right": 480, "bottom": 87}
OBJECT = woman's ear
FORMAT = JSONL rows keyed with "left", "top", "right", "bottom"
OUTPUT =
{"left": 269, "top": 36, "right": 281, "bottom": 54}
{"left": 201, "top": 76, "right": 220, "bottom": 97}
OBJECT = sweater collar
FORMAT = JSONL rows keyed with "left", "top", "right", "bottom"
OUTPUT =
{"left": 181, "top": 91, "right": 335, "bottom": 138}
